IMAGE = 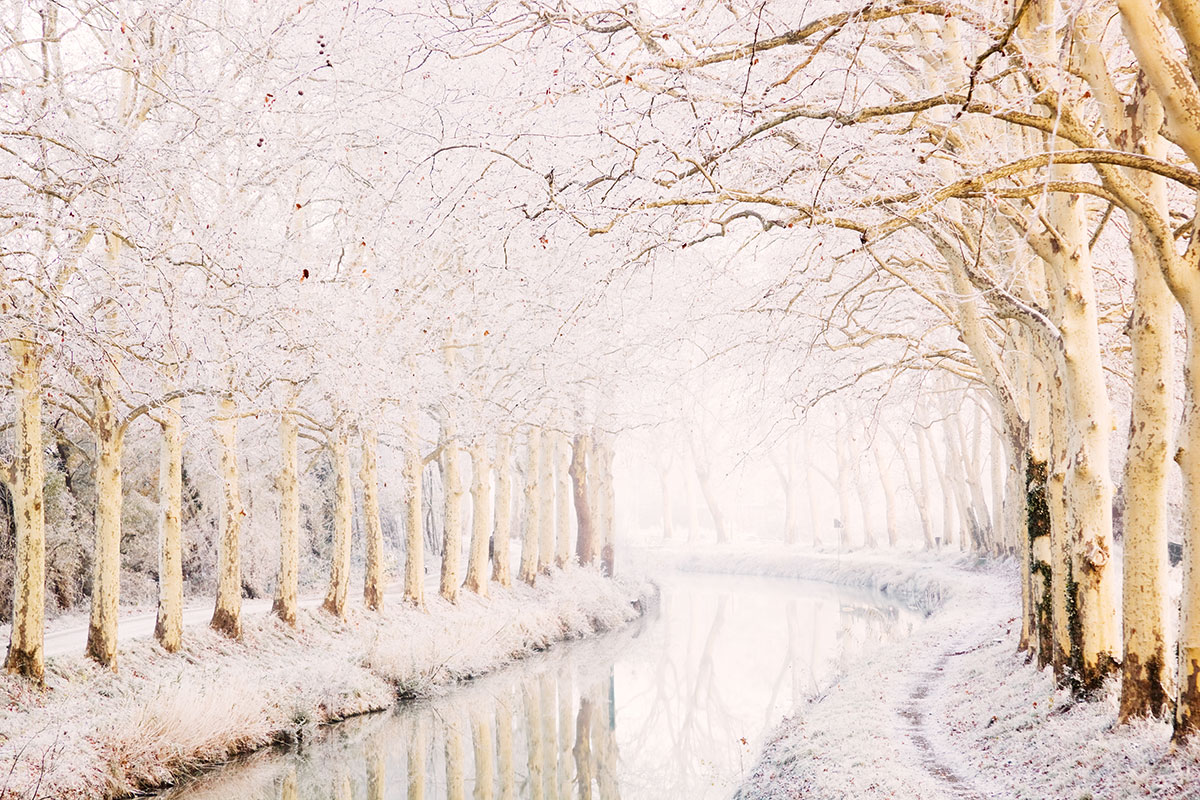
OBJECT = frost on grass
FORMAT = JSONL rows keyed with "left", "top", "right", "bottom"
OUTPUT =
{"left": 0, "top": 566, "right": 647, "bottom": 800}
{"left": 722, "top": 548, "right": 1200, "bottom": 800}
{"left": 652, "top": 542, "right": 956, "bottom": 614}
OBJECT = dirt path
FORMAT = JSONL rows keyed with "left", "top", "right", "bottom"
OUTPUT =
{"left": 896, "top": 646, "right": 987, "bottom": 800}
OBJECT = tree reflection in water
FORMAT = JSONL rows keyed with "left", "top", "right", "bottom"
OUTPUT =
{"left": 152, "top": 573, "right": 918, "bottom": 800}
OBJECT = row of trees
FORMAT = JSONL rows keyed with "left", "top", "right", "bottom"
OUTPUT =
{"left": 647, "top": 394, "right": 1005, "bottom": 555}
{"left": 0, "top": 0, "right": 638, "bottom": 685}
{"left": 4, "top": 384, "right": 619, "bottom": 681}
{"left": 423, "top": 0, "right": 1200, "bottom": 739}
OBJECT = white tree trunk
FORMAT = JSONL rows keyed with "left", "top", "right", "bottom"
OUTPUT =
{"left": 913, "top": 425, "right": 937, "bottom": 550}
{"left": 834, "top": 424, "right": 855, "bottom": 549}
{"left": 555, "top": 431, "right": 572, "bottom": 566}
{"left": 154, "top": 395, "right": 184, "bottom": 650}
{"left": 86, "top": 374, "right": 123, "bottom": 669}
{"left": 464, "top": 436, "right": 491, "bottom": 596}
{"left": 362, "top": 425, "right": 385, "bottom": 611}
{"left": 1119, "top": 84, "right": 1174, "bottom": 720}
{"left": 1048, "top": 181, "right": 1121, "bottom": 692}
{"left": 440, "top": 422, "right": 464, "bottom": 603}
{"left": 570, "top": 433, "right": 596, "bottom": 565}
{"left": 403, "top": 413, "right": 425, "bottom": 607}
{"left": 272, "top": 411, "right": 300, "bottom": 625}
{"left": 4, "top": 339, "right": 46, "bottom": 682}
{"left": 1176, "top": 313, "right": 1200, "bottom": 736}
{"left": 211, "top": 393, "right": 243, "bottom": 638}
{"left": 518, "top": 428, "right": 541, "bottom": 585}
{"left": 323, "top": 422, "right": 354, "bottom": 618}
{"left": 694, "top": 450, "right": 727, "bottom": 544}
{"left": 538, "top": 429, "right": 555, "bottom": 573}
{"left": 873, "top": 443, "right": 899, "bottom": 548}
{"left": 597, "top": 435, "right": 616, "bottom": 575}
{"left": 492, "top": 432, "right": 513, "bottom": 587}
{"left": 991, "top": 431, "right": 1006, "bottom": 553}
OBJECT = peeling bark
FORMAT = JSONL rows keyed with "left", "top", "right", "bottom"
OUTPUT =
{"left": 464, "top": 436, "right": 491, "bottom": 596}
{"left": 272, "top": 411, "right": 300, "bottom": 625}
{"left": 492, "top": 432, "right": 513, "bottom": 587}
{"left": 440, "top": 422, "right": 464, "bottom": 604}
{"left": 4, "top": 339, "right": 46, "bottom": 682}
{"left": 362, "top": 425, "right": 385, "bottom": 611}
{"left": 154, "top": 395, "right": 184, "bottom": 650}
{"left": 518, "top": 428, "right": 541, "bottom": 585}
{"left": 555, "top": 430, "right": 572, "bottom": 566}
{"left": 322, "top": 422, "right": 354, "bottom": 619}
{"left": 403, "top": 413, "right": 425, "bottom": 608}
{"left": 86, "top": 372, "right": 123, "bottom": 670}
{"left": 571, "top": 433, "right": 595, "bottom": 565}
{"left": 211, "top": 393, "right": 243, "bottom": 638}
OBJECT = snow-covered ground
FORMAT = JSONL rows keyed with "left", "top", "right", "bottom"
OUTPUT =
{"left": 642, "top": 543, "right": 1200, "bottom": 800}
{"left": 0, "top": 566, "right": 652, "bottom": 800}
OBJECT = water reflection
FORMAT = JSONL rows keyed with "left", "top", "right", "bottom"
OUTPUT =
{"left": 155, "top": 573, "right": 917, "bottom": 800}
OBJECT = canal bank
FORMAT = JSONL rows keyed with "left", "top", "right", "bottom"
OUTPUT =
{"left": 699, "top": 546, "right": 1200, "bottom": 800}
{"left": 150, "top": 569, "right": 922, "bottom": 800}
{"left": 0, "top": 567, "right": 651, "bottom": 800}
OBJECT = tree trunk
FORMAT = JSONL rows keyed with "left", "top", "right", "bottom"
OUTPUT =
{"left": 913, "top": 426, "right": 937, "bottom": 550}
{"left": 596, "top": 435, "right": 616, "bottom": 576}
{"left": 571, "top": 433, "right": 596, "bottom": 565}
{"left": 1119, "top": 86, "right": 1174, "bottom": 721}
{"left": 86, "top": 374, "right": 123, "bottom": 669}
{"left": 802, "top": 429, "right": 825, "bottom": 548}
{"left": 362, "top": 425, "right": 385, "bottom": 611}
{"left": 873, "top": 443, "right": 899, "bottom": 548}
{"left": 555, "top": 431, "right": 572, "bottom": 566}
{"left": 403, "top": 413, "right": 425, "bottom": 607}
{"left": 440, "top": 423, "right": 464, "bottom": 603}
{"left": 492, "top": 432, "right": 513, "bottom": 587}
{"left": 1176, "top": 312, "right": 1200, "bottom": 738}
{"left": 154, "top": 395, "right": 184, "bottom": 650}
{"left": 538, "top": 429, "right": 555, "bottom": 573}
{"left": 1048, "top": 177, "right": 1120, "bottom": 694}
{"left": 464, "top": 436, "right": 491, "bottom": 596}
{"left": 4, "top": 339, "right": 46, "bottom": 682}
{"left": 834, "top": 423, "right": 854, "bottom": 549}
{"left": 518, "top": 428, "right": 541, "bottom": 585}
{"left": 1046, "top": 360, "right": 1073, "bottom": 677}
{"left": 991, "top": 431, "right": 1007, "bottom": 554}
{"left": 928, "top": 429, "right": 956, "bottom": 549}
{"left": 694, "top": 458, "right": 727, "bottom": 544}
{"left": 272, "top": 411, "right": 300, "bottom": 625}
{"left": 211, "top": 393, "right": 243, "bottom": 638}
{"left": 323, "top": 422, "right": 354, "bottom": 618}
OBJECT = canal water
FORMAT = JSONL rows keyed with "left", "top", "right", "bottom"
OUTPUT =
{"left": 157, "top": 571, "right": 919, "bottom": 800}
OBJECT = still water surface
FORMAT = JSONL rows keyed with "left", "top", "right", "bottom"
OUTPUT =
{"left": 159, "top": 572, "right": 919, "bottom": 800}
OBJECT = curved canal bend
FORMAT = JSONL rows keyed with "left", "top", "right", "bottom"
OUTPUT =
{"left": 156, "top": 572, "right": 920, "bottom": 800}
